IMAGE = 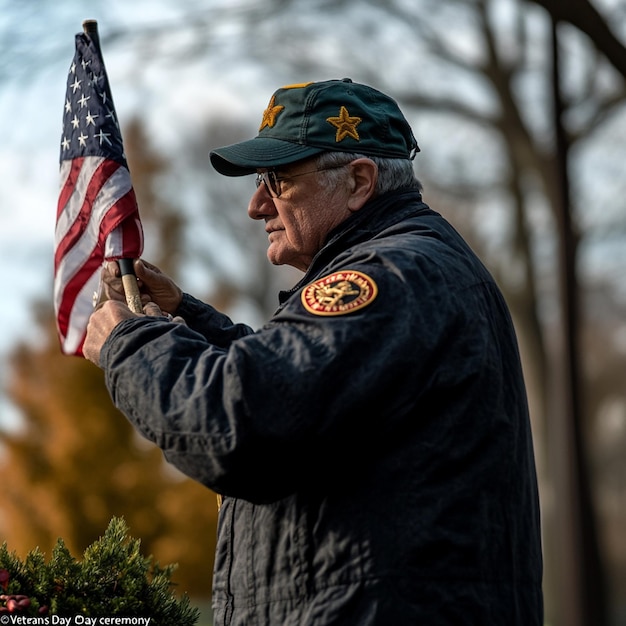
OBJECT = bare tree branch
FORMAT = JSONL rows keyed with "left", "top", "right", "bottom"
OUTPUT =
{"left": 527, "top": 0, "right": 626, "bottom": 79}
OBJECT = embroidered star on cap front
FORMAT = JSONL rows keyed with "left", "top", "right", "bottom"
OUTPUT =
{"left": 259, "top": 95, "right": 285, "bottom": 130}
{"left": 326, "top": 106, "right": 362, "bottom": 142}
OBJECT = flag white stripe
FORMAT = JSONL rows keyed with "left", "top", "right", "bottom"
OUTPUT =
{"left": 62, "top": 270, "right": 101, "bottom": 355}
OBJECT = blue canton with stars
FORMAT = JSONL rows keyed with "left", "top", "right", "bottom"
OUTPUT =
{"left": 60, "top": 33, "right": 127, "bottom": 166}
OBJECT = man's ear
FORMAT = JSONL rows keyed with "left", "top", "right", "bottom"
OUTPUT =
{"left": 346, "top": 158, "right": 378, "bottom": 212}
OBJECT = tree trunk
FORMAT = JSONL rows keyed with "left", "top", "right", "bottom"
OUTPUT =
{"left": 548, "top": 16, "right": 609, "bottom": 626}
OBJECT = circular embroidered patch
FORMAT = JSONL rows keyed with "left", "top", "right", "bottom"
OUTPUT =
{"left": 301, "top": 270, "right": 378, "bottom": 316}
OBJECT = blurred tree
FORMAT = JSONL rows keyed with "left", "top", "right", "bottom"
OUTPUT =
{"left": 124, "top": 116, "right": 185, "bottom": 275}
{"left": 0, "top": 306, "right": 217, "bottom": 601}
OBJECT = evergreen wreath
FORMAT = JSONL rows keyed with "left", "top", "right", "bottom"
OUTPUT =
{"left": 0, "top": 517, "right": 199, "bottom": 624}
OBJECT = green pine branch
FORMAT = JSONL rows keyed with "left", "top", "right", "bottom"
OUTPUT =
{"left": 0, "top": 517, "right": 199, "bottom": 625}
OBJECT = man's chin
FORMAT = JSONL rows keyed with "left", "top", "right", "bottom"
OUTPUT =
{"left": 267, "top": 246, "right": 283, "bottom": 266}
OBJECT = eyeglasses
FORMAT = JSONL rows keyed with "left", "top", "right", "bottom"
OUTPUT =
{"left": 255, "top": 163, "right": 349, "bottom": 198}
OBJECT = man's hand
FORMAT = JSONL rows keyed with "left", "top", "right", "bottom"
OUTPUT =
{"left": 83, "top": 300, "right": 140, "bottom": 365}
{"left": 84, "top": 298, "right": 187, "bottom": 366}
{"left": 99, "top": 259, "right": 183, "bottom": 314}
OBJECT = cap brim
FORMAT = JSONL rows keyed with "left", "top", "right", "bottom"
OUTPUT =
{"left": 209, "top": 137, "right": 325, "bottom": 176}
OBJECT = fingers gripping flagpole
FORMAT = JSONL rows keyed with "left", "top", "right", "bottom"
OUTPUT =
{"left": 83, "top": 20, "right": 143, "bottom": 316}
{"left": 117, "top": 258, "right": 144, "bottom": 314}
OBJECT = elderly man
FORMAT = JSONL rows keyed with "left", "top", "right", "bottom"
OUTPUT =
{"left": 85, "top": 78, "right": 543, "bottom": 625}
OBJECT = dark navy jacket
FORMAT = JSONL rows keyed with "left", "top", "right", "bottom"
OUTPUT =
{"left": 101, "top": 190, "right": 543, "bottom": 625}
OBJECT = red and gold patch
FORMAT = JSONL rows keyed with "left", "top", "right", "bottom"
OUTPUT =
{"left": 301, "top": 270, "right": 378, "bottom": 316}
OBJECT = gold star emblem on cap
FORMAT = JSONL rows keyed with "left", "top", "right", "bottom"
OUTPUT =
{"left": 326, "top": 106, "right": 362, "bottom": 142}
{"left": 259, "top": 95, "right": 285, "bottom": 130}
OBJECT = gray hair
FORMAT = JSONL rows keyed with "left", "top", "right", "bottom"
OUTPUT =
{"left": 315, "top": 151, "right": 422, "bottom": 196}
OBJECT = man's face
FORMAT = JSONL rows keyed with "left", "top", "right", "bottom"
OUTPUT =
{"left": 248, "top": 159, "right": 352, "bottom": 272}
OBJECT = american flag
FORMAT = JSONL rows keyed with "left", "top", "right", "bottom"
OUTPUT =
{"left": 54, "top": 29, "right": 143, "bottom": 356}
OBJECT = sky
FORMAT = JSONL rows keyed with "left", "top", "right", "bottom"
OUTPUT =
{"left": 0, "top": 26, "right": 69, "bottom": 427}
{"left": 0, "top": 79, "right": 59, "bottom": 352}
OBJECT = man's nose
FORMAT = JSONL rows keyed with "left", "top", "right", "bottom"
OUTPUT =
{"left": 248, "top": 183, "right": 276, "bottom": 220}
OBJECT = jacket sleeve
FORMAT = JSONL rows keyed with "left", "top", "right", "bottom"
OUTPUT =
{"left": 174, "top": 293, "right": 255, "bottom": 346}
{"left": 100, "top": 257, "right": 479, "bottom": 503}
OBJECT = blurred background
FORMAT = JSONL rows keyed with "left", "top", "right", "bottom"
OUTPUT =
{"left": 0, "top": 0, "right": 625, "bottom": 624}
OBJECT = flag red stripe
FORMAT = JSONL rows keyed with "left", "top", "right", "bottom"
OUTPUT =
{"left": 57, "top": 158, "right": 85, "bottom": 221}
{"left": 55, "top": 248, "right": 105, "bottom": 343}
{"left": 54, "top": 158, "right": 124, "bottom": 267}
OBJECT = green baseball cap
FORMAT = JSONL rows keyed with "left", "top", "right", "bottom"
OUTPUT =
{"left": 210, "top": 78, "right": 419, "bottom": 176}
